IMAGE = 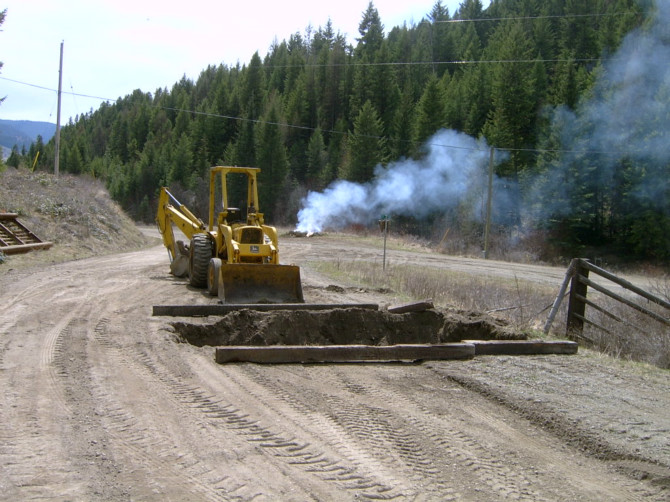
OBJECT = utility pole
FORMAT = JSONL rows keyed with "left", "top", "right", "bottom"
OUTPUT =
{"left": 483, "top": 147, "right": 494, "bottom": 259}
{"left": 54, "top": 41, "right": 63, "bottom": 177}
{"left": 379, "top": 215, "right": 389, "bottom": 271}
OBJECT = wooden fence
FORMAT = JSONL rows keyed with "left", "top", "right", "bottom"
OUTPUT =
{"left": 545, "top": 258, "right": 670, "bottom": 338}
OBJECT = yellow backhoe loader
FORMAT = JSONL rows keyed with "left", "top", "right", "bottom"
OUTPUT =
{"left": 156, "top": 166, "right": 303, "bottom": 303}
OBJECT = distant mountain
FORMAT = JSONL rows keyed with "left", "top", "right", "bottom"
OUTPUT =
{"left": 0, "top": 119, "right": 56, "bottom": 152}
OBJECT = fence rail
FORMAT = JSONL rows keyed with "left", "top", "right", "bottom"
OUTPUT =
{"left": 544, "top": 258, "right": 670, "bottom": 338}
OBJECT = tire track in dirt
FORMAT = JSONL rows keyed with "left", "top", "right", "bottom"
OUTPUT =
{"left": 425, "top": 360, "right": 668, "bottom": 499}
{"left": 386, "top": 363, "right": 656, "bottom": 501}
{"left": 77, "top": 305, "right": 241, "bottom": 500}
{"left": 231, "top": 365, "right": 446, "bottom": 498}
{"left": 236, "top": 363, "right": 657, "bottom": 501}
{"left": 51, "top": 305, "right": 142, "bottom": 501}
{"left": 237, "top": 364, "right": 531, "bottom": 500}
{"left": 85, "top": 308, "right": 324, "bottom": 500}
{"left": 1, "top": 260, "right": 234, "bottom": 500}
{"left": 212, "top": 363, "right": 401, "bottom": 499}
{"left": 331, "top": 367, "right": 548, "bottom": 501}
{"left": 152, "top": 348, "right": 399, "bottom": 499}
{"left": 0, "top": 299, "right": 87, "bottom": 500}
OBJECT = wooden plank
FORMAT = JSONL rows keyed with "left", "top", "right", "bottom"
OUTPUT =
{"left": 153, "top": 303, "right": 379, "bottom": 317}
{"left": 544, "top": 258, "right": 578, "bottom": 334}
{"left": 463, "top": 339, "right": 578, "bottom": 356}
{"left": 579, "top": 259, "right": 670, "bottom": 310}
{"left": 579, "top": 276, "right": 670, "bottom": 326}
{"left": 387, "top": 300, "right": 434, "bottom": 314}
{"left": 215, "top": 343, "right": 475, "bottom": 364}
{"left": 0, "top": 241, "right": 53, "bottom": 255}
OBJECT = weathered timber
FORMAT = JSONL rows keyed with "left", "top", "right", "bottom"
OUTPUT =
{"left": 387, "top": 300, "right": 434, "bottom": 314}
{"left": 463, "top": 340, "right": 578, "bottom": 356}
{"left": 153, "top": 303, "right": 379, "bottom": 317}
{"left": 567, "top": 260, "right": 590, "bottom": 335}
{"left": 579, "top": 275, "right": 670, "bottom": 326}
{"left": 0, "top": 242, "right": 53, "bottom": 254}
{"left": 0, "top": 213, "right": 52, "bottom": 255}
{"left": 544, "top": 258, "right": 577, "bottom": 334}
{"left": 565, "top": 258, "right": 670, "bottom": 338}
{"left": 215, "top": 343, "right": 475, "bottom": 364}
{"left": 579, "top": 259, "right": 670, "bottom": 310}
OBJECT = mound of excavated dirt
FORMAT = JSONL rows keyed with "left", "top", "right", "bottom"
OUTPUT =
{"left": 171, "top": 307, "right": 522, "bottom": 347}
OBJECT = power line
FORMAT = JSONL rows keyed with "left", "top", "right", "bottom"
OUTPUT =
{"left": 2, "top": 75, "right": 631, "bottom": 157}
{"left": 437, "top": 12, "right": 630, "bottom": 24}
{"left": 262, "top": 57, "right": 606, "bottom": 69}
{"left": 161, "top": 106, "right": 631, "bottom": 157}
{"left": 0, "top": 76, "right": 116, "bottom": 102}
{"left": 0, "top": 74, "right": 631, "bottom": 157}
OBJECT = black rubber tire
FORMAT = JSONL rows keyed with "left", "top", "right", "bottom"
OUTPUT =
{"left": 207, "top": 258, "right": 222, "bottom": 296}
{"left": 189, "top": 234, "right": 212, "bottom": 288}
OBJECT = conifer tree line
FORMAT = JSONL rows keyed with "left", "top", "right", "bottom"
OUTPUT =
{"left": 16, "top": 0, "right": 670, "bottom": 261}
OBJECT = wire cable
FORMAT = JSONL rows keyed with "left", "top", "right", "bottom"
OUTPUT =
{"left": 437, "top": 12, "right": 631, "bottom": 24}
{"left": 1, "top": 74, "right": 633, "bottom": 157}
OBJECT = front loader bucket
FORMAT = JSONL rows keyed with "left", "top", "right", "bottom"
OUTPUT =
{"left": 218, "top": 264, "right": 304, "bottom": 304}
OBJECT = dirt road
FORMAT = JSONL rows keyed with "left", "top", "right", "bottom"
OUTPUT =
{"left": 1, "top": 236, "right": 668, "bottom": 500}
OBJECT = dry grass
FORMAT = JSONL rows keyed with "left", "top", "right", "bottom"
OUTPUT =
{"left": 313, "top": 259, "right": 558, "bottom": 334}
{"left": 578, "top": 285, "right": 670, "bottom": 369}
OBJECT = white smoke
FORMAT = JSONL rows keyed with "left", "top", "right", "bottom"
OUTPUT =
{"left": 295, "top": 130, "right": 491, "bottom": 234}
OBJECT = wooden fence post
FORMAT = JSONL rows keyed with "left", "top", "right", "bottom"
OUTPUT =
{"left": 566, "top": 259, "right": 589, "bottom": 337}
{"left": 543, "top": 258, "right": 577, "bottom": 334}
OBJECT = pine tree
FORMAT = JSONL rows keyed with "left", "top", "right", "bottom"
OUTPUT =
{"left": 7, "top": 146, "right": 20, "bottom": 168}
{"left": 429, "top": 0, "right": 453, "bottom": 79}
{"left": 306, "top": 128, "right": 327, "bottom": 189}
{"left": 414, "top": 74, "right": 446, "bottom": 146}
{"left": 482, "top": 21, "right": 538, "bottom": 177}
{"left": 345, "top": 100, "right": 385, "bottom": 182}
{"left": 356, "top": 2, "right": 384, "bottom": 58}
{"left": 256, "top": 100, "right": 288, "bottom": 220}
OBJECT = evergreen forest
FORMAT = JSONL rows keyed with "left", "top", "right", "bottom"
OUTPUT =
{"left": 7, "top": 0, "right": 670, "bottom": 262}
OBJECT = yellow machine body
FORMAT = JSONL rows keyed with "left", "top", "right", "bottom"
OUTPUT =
{"left": 156, "top": 166, "right": 303, "bottom": 303}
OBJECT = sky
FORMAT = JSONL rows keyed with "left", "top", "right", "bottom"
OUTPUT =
{"left": 0, "top": 0, "right": 475, "bottom": 124}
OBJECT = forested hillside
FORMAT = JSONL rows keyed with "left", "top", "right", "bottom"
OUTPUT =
{"left": 14, "top": 0, "right": 670, "bottom": 262}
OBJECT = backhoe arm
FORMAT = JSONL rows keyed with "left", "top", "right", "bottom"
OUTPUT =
{"left": 156, "top": 187, "right": 206, "bottom": 261}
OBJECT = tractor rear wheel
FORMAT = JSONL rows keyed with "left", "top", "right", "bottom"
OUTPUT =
{"left": 189, "top": 234, "right": 211, "bottom": 288}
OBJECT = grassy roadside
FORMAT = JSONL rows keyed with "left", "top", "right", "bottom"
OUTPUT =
{"left": 312, "top": 260, "right": 557, "bottom": 331}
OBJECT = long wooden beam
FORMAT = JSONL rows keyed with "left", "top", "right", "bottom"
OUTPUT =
{"left": 215, "top": 343, "right": 476, "bottom": 364}
{"left": 0, "top": 241, "right": 53, "bottom": 255}
{"left": 464, "top": 340, "right": 578, "bottom": 356}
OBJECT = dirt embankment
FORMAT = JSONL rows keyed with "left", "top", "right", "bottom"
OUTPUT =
{"left": 0, "top": 168, "right": 150, "bottom": 267}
